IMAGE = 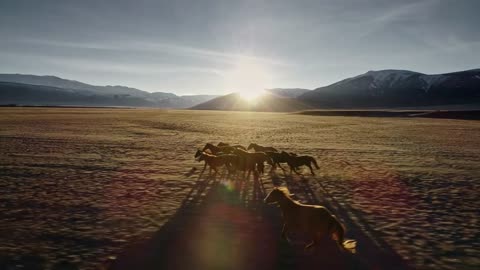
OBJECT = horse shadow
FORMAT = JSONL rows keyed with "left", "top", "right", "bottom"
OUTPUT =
{"left": 109, "top": 169, "right": 412, "bottom": 270}
{"left": 109, "top": 169, "right": 293, "bottom": 270}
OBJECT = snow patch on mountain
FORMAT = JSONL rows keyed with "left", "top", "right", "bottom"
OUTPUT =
{"left": 420, "top": 75, "right": 448, "bottom": 91}
{"left": 362, "top": 70, "right": 420, "bottom": 89}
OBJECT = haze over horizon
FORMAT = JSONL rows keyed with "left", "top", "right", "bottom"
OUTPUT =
{"left": 1, "top": 0, "right": 479, "bottom": 95}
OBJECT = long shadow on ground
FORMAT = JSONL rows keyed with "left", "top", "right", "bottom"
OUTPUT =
{"left": 109, "top": 171, "right": 412, "bottom": 270}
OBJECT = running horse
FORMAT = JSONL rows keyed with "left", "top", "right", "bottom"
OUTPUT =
{"left": 201, "top": 143, "right": 236, "bottom": 155}
{"left": 196, "top": 151, "right": 238, "bottom": 176}
{"left": 264, "top": 187, "right": 355, "bottom": 252}
{"left": 217, "top": 142, "right": 247, "bottom": 150}
{"left": 265, "top": 151, "right": 298, "bottom": 173}
{"left": 233, "top": 148, "right": 273, "bottom": 178}
{"left": 247, "top": 143, "right": 278, "bottom": 153}
{"left": 279, "top": 151, "right": 319, "bottom": 175}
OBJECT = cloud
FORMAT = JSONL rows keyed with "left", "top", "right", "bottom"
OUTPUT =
{"left": 0, "top": 49, "right": 225, "bottom": 76}
{"left": 16, "top": 37, "right": 290, "bottom": 67}
{"left": 372, "top": 0, "right": 438, "bottom": 24}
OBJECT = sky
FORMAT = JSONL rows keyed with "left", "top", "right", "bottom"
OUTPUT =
{"left": 0, "top": 0, "right": 479, "bottom": 95}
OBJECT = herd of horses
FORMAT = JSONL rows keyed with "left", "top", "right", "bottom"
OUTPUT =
{"left": 194, "top": 142, "right": 355, "bottom": 253}
{"left": 194, "top": 142, "right": 320, "bottom": 178}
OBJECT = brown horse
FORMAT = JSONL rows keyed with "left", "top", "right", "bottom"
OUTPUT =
{"left": 265, "top": 151, "right": 298, "bottom": 173}
{"left": 196, "top": 151, "right": 238, "bottom": 175}
{"left": 264, "top": 187, "right": 354, "bottom": 252}
{"left": 232, "top": 148, "right": 273, "bottom": 178}
{"left": 247, "top": 143, "right": 278, "bottom": 153}
{"left": 217, "top": 142, "right": 247, "bottom": 150}
{"left": 202, "top": 143, "right": 235, "bottom": 155}
{"left": 279, "top": 151, "right": 319, "bottom": 175}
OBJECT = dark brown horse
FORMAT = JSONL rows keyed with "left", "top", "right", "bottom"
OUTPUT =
{"left": 217, "top": 142, "right": 247, "bottom": 150}
{"left": 247, "top": 143, "right": 278, "bottom": 153}
{"left": 232, "top": 148, "right": 273, "bottom": 178}
{"left": 265, "top": 151, "right": 298, "bottom": 173}
{"left": 279, "top": 151, "right": 319, "bottom": 175}
{"left": 264, "top": 187, "right": 355, "bottom": 252}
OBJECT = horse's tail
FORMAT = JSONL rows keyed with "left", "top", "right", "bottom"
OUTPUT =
{"left": 330, "top": 216, "right": 356, "bottom": 253}
{"left": 310, "top": 157, "right": 320, "bottom": 169}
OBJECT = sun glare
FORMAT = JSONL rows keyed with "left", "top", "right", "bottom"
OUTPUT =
{"left": 224, "top": 58, "right": 272, "bottom": 102}
{"left": 239, "top": 89, "right": 266, "bottom": 101}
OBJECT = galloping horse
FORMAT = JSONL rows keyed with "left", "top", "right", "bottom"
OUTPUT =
{"left": 265, "top": 151, "right": 297, "bottom": 173}
{"left": 247, "top": 143, "right": 278, "bottom": 153}
{"left": 196, "top": 151, "right": 238, "bottom": 175}
{"left": 233, "top": 148, "right": 273, "bottom": 177}
{"left": 202, "top": 143, "right": 235, "bottom": 155}
{"left": 217, "top": 142, "right": 247, "bottom": 150}
{"left": 264, "top": 187, "right": 354, "bottom": 252}
{"left": 279, "top": 151, "right": 319, "bottom": 175}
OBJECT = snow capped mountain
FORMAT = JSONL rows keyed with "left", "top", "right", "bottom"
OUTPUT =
{"left": 299, "top": 69, "right": 480, "bottom": 108}
{"left": 353, "top": 70, "right": 421, "bottom": 88}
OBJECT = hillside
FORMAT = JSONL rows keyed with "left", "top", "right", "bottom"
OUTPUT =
{"left": 0, "top": 74, "right": 218, "bottom": 108}
{"left": 299, "top": 69, "right": 480, "bottom": 108}
{"left": 190, "top": 92, "right": 313, "bottom": 112}
{"left": 265, "top": 88, "right": 310, "bottom": 98}
{"left": 0, "top": 82, "right": 158, "bottom": 107}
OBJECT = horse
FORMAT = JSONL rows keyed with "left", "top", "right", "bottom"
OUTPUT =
{"left": 247, "top": 143, "right": 279, "bottom": 153}
{"left": 265, "top": 151, "right": 298, "bottom": 173}
{"left": 202, "top": 143, "right": 235, "bottom": 155}
{"left": 279, "top": 151, "right": 319, "bottom": 175}
{"left": 217, "top": 142, "right": 247, "bottom": 150}
{"left": 196, "top": 151, "right": 238, "bottom": 175}
{"left": 264, "top": 187, "right": 353, "bottom": 252}
{"left": 232, "top": 148, "right": 273, "bottom": 178}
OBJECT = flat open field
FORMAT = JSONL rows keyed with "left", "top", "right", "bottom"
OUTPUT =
{"left": 1, "top": 108, "right": 479, "bottom": 269}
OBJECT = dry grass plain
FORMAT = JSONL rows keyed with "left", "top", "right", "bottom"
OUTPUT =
{"left": 0, "top": 108, "right": 479, "bottom": 269}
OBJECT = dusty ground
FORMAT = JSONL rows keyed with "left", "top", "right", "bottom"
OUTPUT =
{"left": 0, "top": 108, "right": 479, "bottom": 269}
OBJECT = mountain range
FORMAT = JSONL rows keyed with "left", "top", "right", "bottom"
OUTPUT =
{"left": 299, "top": 69, "right": 480, "bottom": 108}
{"left": 1, "top": 69, "right": 479, "bottom": 110}
{"left": 0, "top": 74, "right": 217, "bottom": 108}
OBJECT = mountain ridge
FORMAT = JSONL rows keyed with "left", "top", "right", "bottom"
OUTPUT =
{"left": 1, "top": 68, "right": 479, "bottom": 110}
{"left": 298, "top": 68, "right": 480, "bottom": 108}
{"left": 0, "top": 74, "right": 218, "bottom": 108}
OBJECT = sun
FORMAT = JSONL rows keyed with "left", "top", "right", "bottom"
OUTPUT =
{"left": 239, "top": 89, "right": 266, "bottom": 101}
{"left": 223, "top": 58, "right": 272, "bottom": 102}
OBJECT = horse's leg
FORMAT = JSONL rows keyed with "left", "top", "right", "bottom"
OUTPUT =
{"left": 201, "top": 162, "right": 207, "bottom": 174}
{"left": 281, "top": 224, "right": 286, "bottom": 239}
{"left": 278, "top": 163, "right": 287, "bottom": 172}
{"left": 305, "top": 241, "right": 316, "bottom": 250}
{"left": 307, "top": 164, "right": 315, "bottom": 175}
{"left": 293, "top": 166, "right": 301, "bottom": 175}
{"left": 226, "top": 163, "right": 232, "bottom": 177}
{"left": 269, "top": 163, "right": 275, "bottom": 173}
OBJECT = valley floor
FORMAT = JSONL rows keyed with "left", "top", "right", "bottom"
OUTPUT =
{"left": 0, "top": 108, "right": 479, "bottom": 269}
